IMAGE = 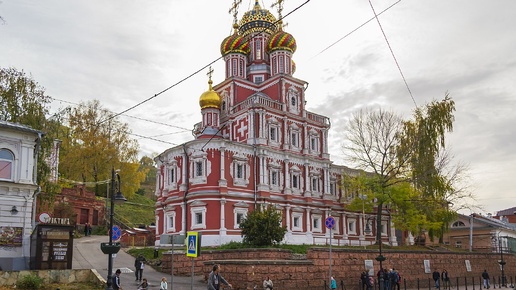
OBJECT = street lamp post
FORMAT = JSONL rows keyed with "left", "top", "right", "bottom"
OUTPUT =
{"left": 365, "top": 215, "right": 386, "bottom": 290}
{"left": 101, "top": 168, "right": 127, "bottom": 290}
{"left": 499, "top": 236, "right": 506, "bottom": 287}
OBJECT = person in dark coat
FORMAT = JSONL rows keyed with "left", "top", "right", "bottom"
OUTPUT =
{"left": 134, "top": 254, "right": 147, "bottom": 282}
{"left": 482, "top": 270, "right": 490, "bottom": 289}
{"left": 112, "top": 269, "right": 122, "bottom": 290}
{"left": 433, "top": 269, "right": 441, "bottom": 289}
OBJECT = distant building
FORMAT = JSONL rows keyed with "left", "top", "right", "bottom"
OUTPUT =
{"left": 36, "top": 184, "right": 107, "bottom": 228}
{"left": 154, "top": 2, "right": 397, "bottom": 247}
{"left": 438, "top": 213, "right": 516, "bottom": 252}
{"left": 494, "top": 207, "right": 516, "bottom": 224}
{"left": 0, "top": 120, "right": 42, "bottom": 270}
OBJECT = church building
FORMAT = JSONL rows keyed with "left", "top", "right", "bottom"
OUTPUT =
{"left": 154, "top": 0, "right": 397, "bottom": 247}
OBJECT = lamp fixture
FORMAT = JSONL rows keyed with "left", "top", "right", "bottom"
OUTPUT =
{"left": 10, "top": 206, "right": 18, "bottom": 215}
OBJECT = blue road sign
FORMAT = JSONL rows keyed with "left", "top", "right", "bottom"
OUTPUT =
{"left": 325, "top": 216, "right": 335, "bottom": 229}
{"left": 112, "top": 225, "right": 121, "bottom": 240}
{"left": 186, "top": 232, "right": 200, "bottom": 258}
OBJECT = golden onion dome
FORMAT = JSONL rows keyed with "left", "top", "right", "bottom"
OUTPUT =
{"left": 292, "top": 59, "right": 296, "bottom": 74}
{"left": 199, "top": 79, "right": 222, "bottom": 110}
{"left": 239, "top": 1, "right": 277, "bottom": 38}
{"left": 221, "top": 23, "right": 250, "bottom": 56}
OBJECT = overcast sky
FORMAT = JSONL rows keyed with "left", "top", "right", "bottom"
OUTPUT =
{"left": 1, "top": 0, "right": 515, "bottom": 215}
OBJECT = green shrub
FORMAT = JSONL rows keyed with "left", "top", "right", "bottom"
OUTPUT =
{"left": 16, "top": 274, "right": 43, "bottom": 289}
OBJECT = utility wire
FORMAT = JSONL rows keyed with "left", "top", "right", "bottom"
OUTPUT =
{"left": 99, "top": 0, "right": 311, "bottom": 125}
{"left": 311, "top": 0, "right": 401, "bottom": 60}
{"left": 367, "top": 0, "right": 417, "bottom": 107}
{"left": 49, "top": 96, "right": 190, "bottom": 131}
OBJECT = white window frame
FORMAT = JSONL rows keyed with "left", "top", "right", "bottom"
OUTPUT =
{"left": 254, "top": 75, "right": 264, "bottom": 84}
{"left": 191, "top": 207, "right": 206, "bottom": 230}
{"left": 312, "top": 214, "right": 322, "bottom": 233}
{"left": 329, "top": 179, "right": 337, "bottom": 196}
{"left": 166, "top": 211, "right": 176, "bottom": 232}
{"left": 234, "top": 208, "right": 248, "bottom": 229}
{"left": 348, "top": 219, "right": 357, "bottom": 235}
{"left": 190, "top": 153, "right": 209, "bottom": 185}
{"left": 381, "top": 220, "right": 388, "bottom": 236}
{"left": 292, "top": 212, "right": 303, "bottom": 232}
{"left": 232, "top": 153, "right": 250, "bottom": 187}
{"left": 0, "top": 148, "right": 14, "bottom": 181}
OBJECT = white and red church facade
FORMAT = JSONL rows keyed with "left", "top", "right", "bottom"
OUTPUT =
{"left": 154, "top": 1, "right": 397, "bottom": 247}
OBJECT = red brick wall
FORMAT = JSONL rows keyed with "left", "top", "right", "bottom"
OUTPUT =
{"left": 162, "top": 248, "right": 516, "bottom": 290}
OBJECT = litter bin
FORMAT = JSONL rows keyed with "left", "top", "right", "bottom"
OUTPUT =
{"left": 154, "top": 247, "right": 159, "bottom": 258}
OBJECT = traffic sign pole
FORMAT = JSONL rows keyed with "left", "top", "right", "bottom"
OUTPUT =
{"left": 326, "top": 216, "right": 335, "bottom": 288}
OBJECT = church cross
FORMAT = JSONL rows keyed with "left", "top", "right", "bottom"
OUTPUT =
{"left": 207, "top": 66, "right": 214, "bottom": 81}
{"left": 229, "top": 0, "right": 242, "bottom": 25}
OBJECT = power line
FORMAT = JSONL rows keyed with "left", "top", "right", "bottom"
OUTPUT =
{"left": 368, "top": 0, "right": 417, "bottom": 107}
{"left": 311, "top": 0, "right": 401, "bottom": 60}
{"left": 99, "top": 0, "right": 311, "bottom": 124}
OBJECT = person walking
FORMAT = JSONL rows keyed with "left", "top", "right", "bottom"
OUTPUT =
{"left": 441, "top": 269, "right": 450, "bottom": 290}
{"left": 134, "top": 254, "right": 147, "bottom": 282}
{"left": 160, "top": 277, "right": 168, "bottom": 290}
{"left": 263, "top": 276, "right": 273, "bottom": 290}
{"left": 433, "top": 269, "right": 441, "bottom": 289}
{"left": 112, "top": 269, "right": 122, "bottom": 290}
{"left": 361, "top": 271, "right": 368, "bottom": 290}
{"left": 482, "top": 270, "right": 490, "bottom": 289}
{"left": 330, "top": 276, "right": 337, "bottom": 290}
{"left": 207, "top": 264, "right": 232, "bottom": 290}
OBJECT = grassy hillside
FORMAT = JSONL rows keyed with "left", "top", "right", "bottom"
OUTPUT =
{"left": 114, "top": 193, "right": 156, "bottom": 228}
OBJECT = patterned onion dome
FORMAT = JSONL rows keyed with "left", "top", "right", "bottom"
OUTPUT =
{"left": 268, "top": 28, "right": 297, "bottom": 53}
{"left": 221, "top": 24, "right": 250, "bottom": 56}
{"left": 239, "top": 1, "right": 277, "bottom": 37}
{"left": 199, "top": 79, "right": 222, "bottom": 109}
{"left": 291, "top": 59, "right": 296, "bottom": 74}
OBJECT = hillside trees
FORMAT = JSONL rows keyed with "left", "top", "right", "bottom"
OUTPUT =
{"left": 59, "top": 100, "right": 146, "bottom": 199}
{"left": 0, "top": 67, "right": 57, "bottom": 193}
{"left": 343, "top": 94, "right": 465, "bottom": 242}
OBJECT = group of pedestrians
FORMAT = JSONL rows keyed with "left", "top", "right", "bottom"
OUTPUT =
{"left": 432, "top": 269, "right": 452, "bottom": 289}
{"left": 359, "top": 268, "right": 401, "bottom": 290}
{"left": 109, "top": 254, "right": 168, "bottom": 290}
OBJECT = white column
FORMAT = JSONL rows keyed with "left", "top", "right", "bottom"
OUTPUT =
{"left": 219, "top": 146, "right": 227, "bottom": 187}
{"left": 180, "top": 203, "right": 186, "bottom": 235}
{"left": 220, "top": 198, "right": 227, "bottom": 231}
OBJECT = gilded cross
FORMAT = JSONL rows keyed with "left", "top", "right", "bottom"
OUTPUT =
{"left": 229, "top": 0, "right": 242, "bottom": 25}
{"left": 207, "top": 66, "right": 214, "bottom": 81}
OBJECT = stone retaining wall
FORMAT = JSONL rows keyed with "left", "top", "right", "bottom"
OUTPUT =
{"left": 0, "top": 269, "right": 104, "bottom": 286}
{"left": 162, "top": 248, "right": 516, "bottom": 290}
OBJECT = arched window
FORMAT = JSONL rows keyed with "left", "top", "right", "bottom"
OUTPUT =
{"left": 0, "top": 149, "right": 14, "bottom": 180}
{"left": 452, "top": 221, "right": 466, "bottom": 227}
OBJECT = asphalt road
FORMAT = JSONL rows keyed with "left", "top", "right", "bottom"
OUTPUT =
{"left": 72, "top": 235, "right": 207, "bottom": 290}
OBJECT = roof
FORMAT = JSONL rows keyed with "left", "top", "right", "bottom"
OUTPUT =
{"left": 0, "top": 120, "right": 42, "bottom": 135}
{"left": 496, "top": 207, "right": 516, "bottom": 216}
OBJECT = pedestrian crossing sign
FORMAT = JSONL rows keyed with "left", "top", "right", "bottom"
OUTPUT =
{"left": 186, "top": 231, "right": 201, "bottom": 258}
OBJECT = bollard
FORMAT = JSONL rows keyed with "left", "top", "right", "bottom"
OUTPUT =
{"left": 456, "top": 277, "right": 459, "bottom": 290}
{"left": 341, "top": 279, "right": 345, "bottom": 290}
{"left": 473, "top": 276, "right": 476, "bottom": 290}
{"left": 417, "top": 278, "right": 420, "bottom": 290}
{"left": 324, "top": 279, "right": 328, "bottom": 290}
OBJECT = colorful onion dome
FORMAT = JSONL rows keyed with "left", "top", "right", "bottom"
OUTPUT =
{"left": 292, "top": 59, "right": 296, "bottom": 74}
{"left": 199, "top": 79, "right": 221, "bottom": 110}
{"left": 221, "top": 24, "right": 250, "bottom": 56}
{"left": 239, "top": 1, "right": 277, "bottom": 37}
{"left": 268, "top": 27, "right": 297, "bottom": 53}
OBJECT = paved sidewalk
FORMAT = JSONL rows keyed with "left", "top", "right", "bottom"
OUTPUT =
{"left": 73, "top": 235, "right": 207, "bottom": 290}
